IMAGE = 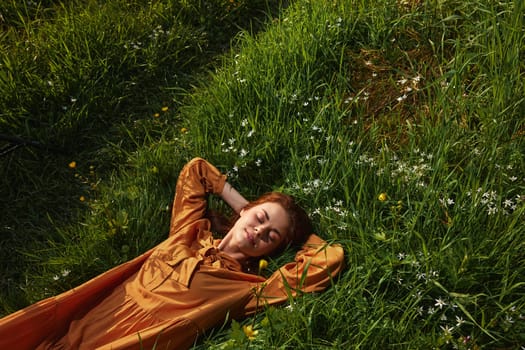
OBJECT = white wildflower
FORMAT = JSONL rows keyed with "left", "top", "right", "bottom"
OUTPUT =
{"left": 440, "top": 325, "right": 454, "bottom": 336}
{"left": 487, "top": 206, "right": 498, "bottom": 215}
{"left": 397, "top": 94, "right": 408, "bottom": 102}
{"left": 417, "top": 306, "right": 424, "bottom": 316}
{"left": 435, "top": 297, "right": 447, "bottom": 309}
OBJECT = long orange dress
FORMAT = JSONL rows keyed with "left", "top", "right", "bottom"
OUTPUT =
{"left": 0, "top": 158, "right": 344, "bottom": 350}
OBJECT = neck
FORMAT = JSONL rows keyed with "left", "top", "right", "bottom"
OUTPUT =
{"left": 217, "top": 234, "right": 247, "bottom": 263}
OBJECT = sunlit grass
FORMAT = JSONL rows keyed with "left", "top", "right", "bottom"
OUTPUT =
{"left": 1, "top": 0, "right": 524, "bottom": 348}
{"left": 0, "top": 0, "right": 281, "bottom": 312}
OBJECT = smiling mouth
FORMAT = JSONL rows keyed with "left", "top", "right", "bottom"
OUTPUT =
{"left": 245, "top": 229, "right": 256, "bottom": 246}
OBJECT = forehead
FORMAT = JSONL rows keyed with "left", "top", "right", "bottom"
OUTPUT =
{"left": 251, "top": 202, "right": 291, "bottom": 231}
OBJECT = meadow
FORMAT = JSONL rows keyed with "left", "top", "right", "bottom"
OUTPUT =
{"left": 1, "top": 0, "right": 524, "bottom": 348}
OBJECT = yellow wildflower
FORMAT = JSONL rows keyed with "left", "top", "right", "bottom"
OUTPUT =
{"left": 258, "top": 259, "right": 268, "bottom": 273}
{"left": 378, "top": 192, "right": 387, "bottom": 201}
{"left": 161, "top": 106, "right": 169, "bottom": 112}
{"left": 153, "top": 113, "right": 160, "bottom": 118}
{"left": 180, "top": 127, "right": 188, "bottom": 133}
{"left": 79, "top": 196, "right": 85, "bottom": 202}
{"left": 242, "top": 324, "right": 258, "bottom": 340}
{"left": 68, "top": 161, "right": 77, "bottom": 169}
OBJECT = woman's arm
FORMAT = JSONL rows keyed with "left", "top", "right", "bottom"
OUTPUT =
{"left": 220, "top": 182, "right": 249, "bottom": 214}
{"left": 243, "top": 234, "right": 344, "bottom": 314}
{"left": 169, "top": 158, "right": 227, "bottom": 238}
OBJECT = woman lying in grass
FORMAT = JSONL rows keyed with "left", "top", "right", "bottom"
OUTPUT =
{"left": 0, "top": 157, "right": 344, "bottom": 349}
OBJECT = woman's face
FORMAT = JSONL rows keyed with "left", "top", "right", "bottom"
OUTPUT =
{"left": 229, "top": 202, "right": 291, "bottom": 258}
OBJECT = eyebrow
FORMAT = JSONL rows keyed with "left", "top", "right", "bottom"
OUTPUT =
{"left": 262, "top": 209, "right": 282, "bottom": 236}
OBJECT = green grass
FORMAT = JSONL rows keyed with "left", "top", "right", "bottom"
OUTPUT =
{"left": 0, "top": 0, "right": 278, "bottom": 310}
{"left": 1, "top": 0, "right": 524, "bottom": 348}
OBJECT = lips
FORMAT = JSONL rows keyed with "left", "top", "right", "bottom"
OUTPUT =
{"left": 245, "top": 229, "right": 256, "bottom": 247}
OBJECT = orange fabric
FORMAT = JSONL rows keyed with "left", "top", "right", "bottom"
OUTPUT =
{"left": 0, "top": 158, "right": 344, "bottom": 350}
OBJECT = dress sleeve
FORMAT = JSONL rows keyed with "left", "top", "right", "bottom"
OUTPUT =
{"left": 243, "top": 234, "right": 344, "bottom": 314}
{"left": 168, "top": 157, "right": 227, "bottom": 240}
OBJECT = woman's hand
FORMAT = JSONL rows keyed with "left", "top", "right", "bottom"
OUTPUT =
{"left": 220, "top": 182, "right": 249, "bottom": 214}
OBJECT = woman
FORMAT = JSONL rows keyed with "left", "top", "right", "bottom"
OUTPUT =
{"left": 0, "top": 158, "right": 344, "bottom": 349}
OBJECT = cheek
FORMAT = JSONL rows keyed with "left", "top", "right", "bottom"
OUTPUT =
{"left": 262, "top": 238, "right": 281, "bottom": 253}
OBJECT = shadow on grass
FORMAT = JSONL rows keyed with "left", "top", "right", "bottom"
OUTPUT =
{"left": 0, "top": 0, "right": 289, "bottom": 315}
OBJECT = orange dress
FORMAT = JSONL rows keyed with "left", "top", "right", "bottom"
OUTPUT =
{"left": 0, "top": 158, "right": 344, "bottom": 350}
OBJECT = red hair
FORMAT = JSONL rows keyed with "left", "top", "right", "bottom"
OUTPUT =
{"left": 207, "top": 192, "right": 312, "bottom": 250}
{"left": 242, "top": 192, "right": 312, "bottom": 250}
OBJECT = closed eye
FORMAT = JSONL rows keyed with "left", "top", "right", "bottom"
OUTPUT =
{"left": 262, "top": 209, "right": 283, "bottom": 238}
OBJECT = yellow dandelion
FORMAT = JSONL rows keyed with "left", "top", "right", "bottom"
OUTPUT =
{"left": 242, "top": 324, "right": 258, "bottom": 340}
{"left": 258, "top": 259, "right": 268, "bottom": 273}
{"left": 161, "top": 106, "right": 169, "bottom": 112}
{"left": 378, "top": 192, "right": 387, "bottom": 201}
{"left": 79, "top": 196, "right": 86, "bottom": 202}
{"left": 68, "top": 161, "right": 77, "bottom": 169}
{"left": 180, "top": 127, "right": 188, "bottom": 133}
{"left": 153, "top": 113, "right": 160, "bottom": 118}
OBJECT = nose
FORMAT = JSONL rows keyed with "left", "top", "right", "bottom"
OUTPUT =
{"left": 254, "top": 224, "right": 269, "bottom": 236}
